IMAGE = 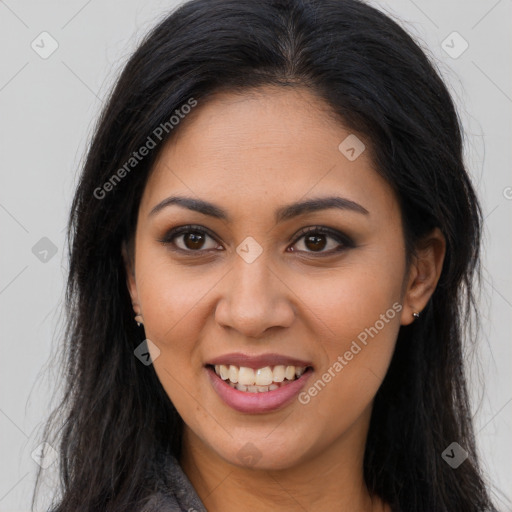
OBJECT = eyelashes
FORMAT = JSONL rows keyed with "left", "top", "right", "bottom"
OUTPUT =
{"left": 288, "top": 225, "right": 355, "bottom": 254}
{"left": 158, "top": 224, "right": 355, "bottom": 256}
{"left": 159, "top": 225, "right": 221, "bottom": 252}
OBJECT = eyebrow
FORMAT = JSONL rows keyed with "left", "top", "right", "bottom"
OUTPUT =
{"left": 149, "top": 195, "right": 369, "bottom": 222}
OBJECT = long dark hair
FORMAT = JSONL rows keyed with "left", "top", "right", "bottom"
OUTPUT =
{"left": 34, "top": 0, "right": 497, "bottom": 510}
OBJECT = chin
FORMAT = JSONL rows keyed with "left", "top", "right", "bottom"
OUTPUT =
{"left": 215, "top": 435, "right": 312, "bottom": 471}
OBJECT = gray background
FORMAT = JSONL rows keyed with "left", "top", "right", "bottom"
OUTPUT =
{"left": 0, "top": 0, "right": 510, "bottom": 510}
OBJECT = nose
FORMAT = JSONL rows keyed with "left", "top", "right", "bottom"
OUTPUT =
{"left": 214, "top": 253, "right": 295, "bottom": 339}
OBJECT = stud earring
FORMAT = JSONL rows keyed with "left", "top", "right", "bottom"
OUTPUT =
{"left": 412, "top": 311, "right": 420, "bottom": 320}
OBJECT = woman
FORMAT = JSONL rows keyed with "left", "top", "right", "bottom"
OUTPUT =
{"left": 35, "top": 0, "right": 498, "bottom": 510}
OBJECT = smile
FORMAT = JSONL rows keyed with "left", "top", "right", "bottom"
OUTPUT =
{"left": 212, "top": 364, "right": 307, "bottom": 392}
{"left": 205, "top": 359, "right": 313, "bottom": 413}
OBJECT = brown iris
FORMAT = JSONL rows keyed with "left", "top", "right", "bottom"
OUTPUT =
{"left": 304, "top": 233, "right": 327, "bottom": 252}
{"left": 183, "top": 232, "right": 206, "bottom": 250}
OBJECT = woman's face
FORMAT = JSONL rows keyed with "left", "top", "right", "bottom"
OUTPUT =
{"left": 127, "top": 86, "right": 414, "bottom": 470}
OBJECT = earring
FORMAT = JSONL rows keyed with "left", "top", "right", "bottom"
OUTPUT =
{"left": 134, "top": 314, "right": 144, "bottom": 327}
{"left": 412, "top": 311, "right": 420, "bottom": 320}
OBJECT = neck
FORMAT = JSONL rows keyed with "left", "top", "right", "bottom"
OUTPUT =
{"left": 180, "top": 407, "right": 389, "bottom": 512}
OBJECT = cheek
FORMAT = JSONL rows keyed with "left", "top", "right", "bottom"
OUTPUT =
{"left": 291, "top": 247, "right": 404, "bottom": 340}
{"left": 133, "top": 255, "right": 221, "bottom": 394}
{"left": 291, "top": 252, "right": 404, "bottom": 419}
{"left": 134, "top": 257, "right": 214, "bottom": 414}
{"left": 135, "top": 250, "right": 216, "bottom": 342}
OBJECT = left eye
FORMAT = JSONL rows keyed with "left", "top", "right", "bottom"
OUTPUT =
{"left": 290, "top": 227, "right": 350, "bottom": 254}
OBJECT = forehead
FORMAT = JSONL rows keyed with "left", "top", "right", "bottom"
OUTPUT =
{"left": 140, "top": 86, "right": 399, "bottom": 223}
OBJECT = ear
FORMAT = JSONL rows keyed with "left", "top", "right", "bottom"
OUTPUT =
{"left": 122, "top": 241, "right": 142, "bottom": 320}
{"left": 400, "top": 227, "right": 446, "bottom": 326}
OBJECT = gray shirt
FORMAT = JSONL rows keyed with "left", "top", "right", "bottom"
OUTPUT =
{"left": 140, "top": 454, "right": 207, "bottom": 512}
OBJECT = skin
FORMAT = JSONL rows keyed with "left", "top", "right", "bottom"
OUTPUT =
{"left": 124, "top": 86, "right": 446, "bottom": 512}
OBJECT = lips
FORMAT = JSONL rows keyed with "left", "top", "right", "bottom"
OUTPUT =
{"left": 205, "top": 352, "right": 313, "bottom": 413}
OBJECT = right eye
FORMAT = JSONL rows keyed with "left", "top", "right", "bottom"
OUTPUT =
{"left": 158, "top": 225, "right": 223, "bottom": 253}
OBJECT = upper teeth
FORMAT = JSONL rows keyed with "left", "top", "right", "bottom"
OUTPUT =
{"left": 214, "top": 364, "right": 306, "bottom": 386}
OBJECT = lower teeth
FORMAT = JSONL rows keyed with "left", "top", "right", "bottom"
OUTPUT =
{"left": 229, "top": 381, "right": 292, "bottom": 393}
